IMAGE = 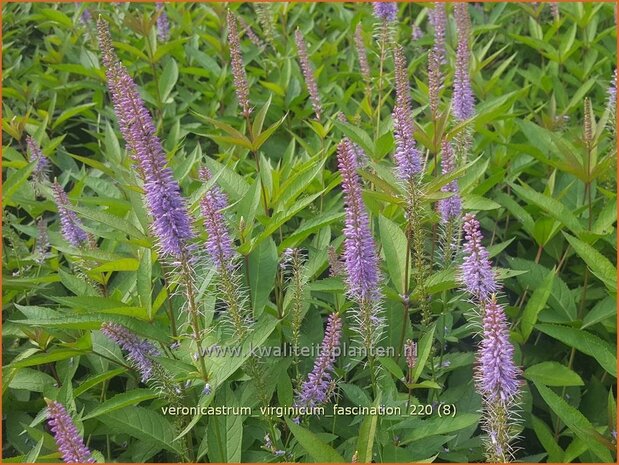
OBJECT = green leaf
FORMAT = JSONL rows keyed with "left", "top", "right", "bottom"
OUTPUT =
{"left": 248, "top": 238, "right": 278, "bottom": 318}
{"left": 531, "top": 415, "right": 564, "bottom": 462}
{"left": 379, "top": 215, "right": 408, "bottom": 295}
{"left": 521, "top": 269, "right": 555, "bottom": 341}
{"left": 52, "top": 103, "right": 96, "bottom": 129}
{"left": 525, "top": 362, "right": 584, "bottom": 386}
{"left": 74, "top": 368, "right": 127, "bottom": 397}
{"left": 158, "top": 58, "right": 179, "bottom": 102}
{"left": 564, "top": 233, "right": 617, "bottom": 293}
{"left": 511, "top": 183, "right": 584, "bottom": 236}
{"left": 534, "top": 383, "right": 613, "bottom": 462}
{"left": 412, "top": 324, "right": 435, "bottom": 383}
{"left": 356, "top": 392, "right": 381, "bottom": 463}
{"left": 83, "top": 389, "right": 159, "bottom": 420}
{"left": 536, "top": 324, "right": 616, "bottom": 377}
{"left": 401, "top": 413, "right": 480, "bottom": 444}
{"left": 285, "top": 418, "right": 345, "bottom": 462}
{"left": 91, "top": 258, "right": 139, "bottom": 273}
{"left": 99, "top": 406, "right": 182, "bottom": 454}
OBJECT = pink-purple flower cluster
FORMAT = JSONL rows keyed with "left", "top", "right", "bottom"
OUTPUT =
{"left": 101, "top": 322, "right": 161, "bottom": 383}
{"left": 295, "top": 313, "right": 342, "bottom": 408}
{"left": 437, "top": 140, "right": 461, "bottom": 223}
{"left": 199, "top": 167, "right": 235, "bottom": 272}
{"left": 51, "top": 182, "right": 89, "bottom": 248}
{"left": 97, "top": 19, "right": 194, "bottom": 259}
{"left": 393, "top": 46, "right": 422, "bottom": 181}
{"left": 46, "top": 400, "right": 95, "bottom": 463}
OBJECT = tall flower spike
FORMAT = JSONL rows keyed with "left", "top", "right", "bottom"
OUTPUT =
{"left": 427, "top": 47, "right": 442, "bottom": 120}
{"left": 156, "top": 3, "right": 169, "bottom": 42}
{"left": 337, "top": 139, "right": 382, "bottom": 304}
{"left": 295, "top": 313, "right": 342, "bottom": 408}
{"left": 372, "top": 2, "right": 398, "bottom": 22}
{"left": 36, "top": 217, "right": 50, "bottom": 263}
{"left": 461, "top": 214, "right": 498, "bottom": 301}
{"left": 392, "top": 46, "right": 422, "bottom": 181}
{"left": 227, "top": 10, "right": 251, "bottom": 118}
{"left": 295, "top": 28, "right": 322, "bottom": 120}
{"left": 437, "top": 140, "right": 461, "bottom": 223}
{"left": 238, "top": 14, "right": 265, "bottom": 49}
{"left": 200, "top": 167, "right": 253, "bottom": 338}
{"left": 46, "top": 400, "right": 95, "bottom": 463}
{"left": 27, "top": 136, "right": 50, "bottom": 185}
{"left": 476, "top": 296, "right": 520, "bottom": 403}
{"left": 199, "top": 168, "right": 235, "bottom": 272}
{"left": 452, "top": 3, "right": 475, "bottom": 122}
{"left": 354, "top": 24, "right": 371, "bottom": 85}
{"left": 101, "top": 322, "right": 161, "bottom": 383}
{"left": 429, "top": 2, "right": 447, "bottom": 63}
{"left": 608, "top": 69, "right": 617, "bottom": 113}
{"left": 97, "top": 18, "right": 194, "bottom": 259}
{"left": 51, "top": 182, "right": 90, "bottom": 248}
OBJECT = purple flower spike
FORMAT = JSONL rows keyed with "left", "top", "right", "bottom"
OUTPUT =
{"left": 27, "top": 136, "right": 50, "bottom": 184}
{"left": 337, "top": 139, "right": 381, "bottom": 304}
{"left": 46, "top": 400, "right": 95, "bottom": 463}
{"left": 452, "top": 3, "right": 475, "bottom": 121}
{"left": 355, "top": 24, "right": 371, "bottom": 84}
{"left": 227, "top": 10, "right": 251, "bottom": 118}
{"left": 461, "top": 214, "right": 498, "bottom": 301}
{"left": 101, "top": 322, "right": 160, "bottom": 383}
{"left": 156, "top": 3, "right": 169, "bottom": 42}
{"left": 437, "top": 140, "right": 461, "bottom": 223}
{"left": 97, "top": 19, "right": 194, "bottom": 259}
{"left": 476, "top": 296, "right": 520, "bottom": 403}
{"left": 608, "top": 68, "right": 617, "bottom": 112}
{"left": 373, "top": 2, "right": 398, "bottom": 22}
{"left": 199, "top": 167, "right": 235, "bottom": 272}
{"left": 51, "top": 182, "right": 89, "bottom": 248}
{"left": 393, "top": 46, "right": 422, "bottom": 181}
{"left": 429, "top": 3, "right": 446, "bottom": 63}
{"left": 295, "top": 313, "right": 342, "bottom": 408}
{"left": 295, "top": 28, "right": 322, "bottom": 120}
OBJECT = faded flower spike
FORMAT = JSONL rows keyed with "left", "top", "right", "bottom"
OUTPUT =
{"left": 227, "top": 9, "right": 251, "bottom": 118}
{"left": 156, "top": 3, "right": 169, "bottom": 42}
{"left": 97, "top": 18, "right": 194, "bottom": 259}
{"left": 437, "top": 140, "right": 461, "bottom": 223}
{"left": 46, "top": 400, "right": 95, "bottom": 463}
{"left": 372, "top": 2, "right": 398, "bottom": 22}
{"left": 461, "top": 214, "right": 498, "bottom": 301}
{"left": 295, "top": 313, "right": 342, "bottom": 408}
{"left": 393, "top": 45, "right": 422, "bottom": 181}
{"left": 354, "top": 24, "right": 371, "bottom": 85}
{"left": 101, "top": 322, "right": 161, "bottom": 383}
{"left": 51, "top": 182, "right": 90, "bottom": 248}
{"left": 295, "top": 28, "right": 322, "bottom": 120}
{"left": 27, "top": 136, "right": 50, "bottom": 185}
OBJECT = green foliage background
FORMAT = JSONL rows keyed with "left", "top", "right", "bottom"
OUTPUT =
{"left": 2, "top": 2, "right": 617, "bottom": 463}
